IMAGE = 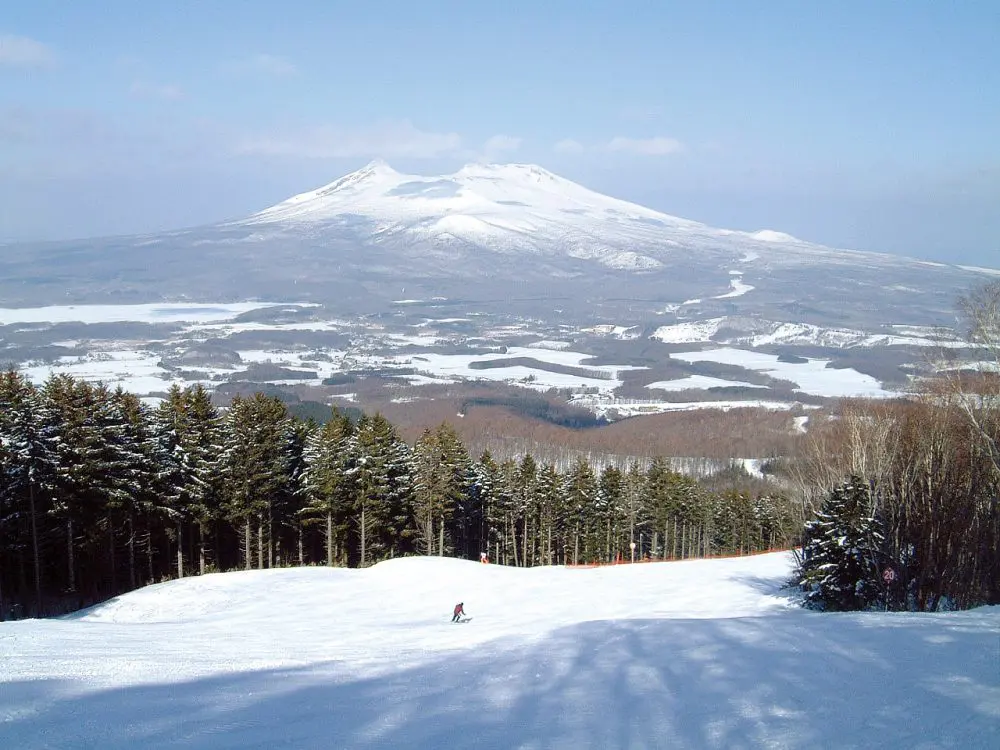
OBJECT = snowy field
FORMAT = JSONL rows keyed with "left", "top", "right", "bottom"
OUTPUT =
{"left": 1, "top": 553, "right": 997, "bottom": 749}
{"left": 670, "top": 348, "right": 892, "bottom": 399}
{"left": 646, "top": 375, "right": 767, "bottom": 392}
{"left": 16, "top": 336, "right": 647, "bottom": 400}
{"left": 382, "top": 345, "right": 643, "bottom": 394}
{"left": 0, "top": 302, "right": 289, "bottom": 326}
{"left": 572, "top": 396, "right": 810, "bottom": 419}
{"left": 0, "top": 301, "right": 960, "bottom": 408}
{"left": 651, "top": 318, "right": 970, "bottom": 349}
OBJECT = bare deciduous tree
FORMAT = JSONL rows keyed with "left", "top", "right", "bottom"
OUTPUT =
{"left": 950, "top": 281, "right": 1000, "bottom": 477}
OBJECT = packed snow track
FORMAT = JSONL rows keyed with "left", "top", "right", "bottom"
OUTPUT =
{"left": 1, "top": 553, "right": 997, "bottom": 749}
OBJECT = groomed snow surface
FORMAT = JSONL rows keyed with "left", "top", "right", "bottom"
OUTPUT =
{"left": 2, "top": 553, "right": 997, "bottom": 749}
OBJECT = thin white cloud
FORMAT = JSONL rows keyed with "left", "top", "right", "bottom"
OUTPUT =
{"left": 608, "top": 136, "right": 683, "bottom": 156}
{"left": 224, "top": 54, "right": 297, "bottom": 77}
{"left": 129, "top": 81, "right": 184, "bottom": 101}
{"left": 0, "top": 34, "right": 56, "bottom": 68}
{"left": 235, "top": 120, "right": 462, "bottom": 159}
{"left": 554, "top": 138, "right": 584, "bottom": 154}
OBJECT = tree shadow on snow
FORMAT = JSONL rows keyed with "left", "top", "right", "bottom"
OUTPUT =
{"left": 727, "top": 571, "right": 803, "bottom": 602}
{"left": 2, "top": 611, "right": 998, "bottom": 750}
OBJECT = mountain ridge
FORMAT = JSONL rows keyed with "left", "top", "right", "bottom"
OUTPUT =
{"left": 235, "top": 160, "right": 844, "bottom": 263}
{"left": 0, "top": 161, "right": 994, "bottom": 332}
{"left": 224, "top": 160, "right": 995, "bottom": 285}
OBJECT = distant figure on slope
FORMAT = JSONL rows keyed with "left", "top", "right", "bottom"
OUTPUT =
{"left": 452, "top": 602, "right": 465, "bottom": 622}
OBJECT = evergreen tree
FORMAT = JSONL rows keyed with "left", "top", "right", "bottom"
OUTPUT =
{"left": 151, "top": 385, "right": 193, "bottom": 577}
{"left": 0, "top": 371, "right": 53, "bottom": 616}
{"left": 596, "top": 465, "right": 625, "bottom": 563}
{"left": 798, "top": 476, "right": 886, "bottom": 611}
{"left": 753, "top": 493, "right": 786, "bottom": 551}
{"left": 183, "top": 386, "right": 225, "bottom": 574}
{"left": 622, "top": 461, "right": 648, "bottom": 558}
{"left": 473, "top": 451, "right": 504, "bottom": 563}
{"left": 494, "top": 459, "right": 519, "bottom": 566}
{"left": 564, "top": 456, "right": 596, "bottom": 565}
{"left": 411, "top": 424, "right": 472, "bottom": 557}
{"left": 105, "top": 387, "right": 160, "bottom": 590}
{"left": 714, "top": 491, "right": 755, "bottom": 556}
{"left": 219, "top": 394, "right": 293, "bottom": 570}
{"left": 534, "top": 463, "right": 563, "bottom": 565}
{"left": 352, "top": 413, "right": 412, "bottom": 566}
{"left": 94, "top": 386, "right": 158, "bottom": 592}
{"left": 514, "top": 454, "right": 538, "bottom": 566}
{"left": 299, "top": 409, "right": 357, "bottom": 566}
{"left": 39, "top": 375, "right": 106, "bottom": 595}
{"left": 647, "top": 460, "right": 702, "bottom": 559}
{"left": 435, "top": 424, "right": 476, "bottom": 559}
{"left": 152, "top": 385, "right": 223, "bottom": 577}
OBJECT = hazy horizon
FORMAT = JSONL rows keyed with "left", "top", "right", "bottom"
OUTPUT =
{"left": 1, "top": 1, "right": 997, "bottom": 264}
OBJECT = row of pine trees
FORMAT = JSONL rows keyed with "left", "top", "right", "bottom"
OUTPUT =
{"left": 0, "top": 371, "right": 796, "bottom": 619}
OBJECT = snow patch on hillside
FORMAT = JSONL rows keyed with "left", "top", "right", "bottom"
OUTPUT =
{"left": 651, "top": 318, "right": 726, "bottom": 343}
{"left": 20, "top": 349, "right": 192, "bottom": 395}
{"left": 582, "top": 324, "right": 640, "bottom": 338}
{"left": 959, "top": 264, "right": 1000, "bottom": 277}
{"left": 713, "top": 275, "right": 755, "bottom": 299}
{"left": 751, "top": 229, "right": 799, "bottom": 243}
{"left": 573, "top": 395, "right": 806, "bottom": 417}
{"left": 651, "top": 316, "right": 969, "bottom": 349}
{"left": 527, "top": 339, "right": 572, "bottom": 350}
{"left": 646, "top": 375, "right": 768, "bottom": 391}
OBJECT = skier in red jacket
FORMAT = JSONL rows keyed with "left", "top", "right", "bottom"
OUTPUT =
{"left": 452, "top": 602, "right": 465, "bottom": 622}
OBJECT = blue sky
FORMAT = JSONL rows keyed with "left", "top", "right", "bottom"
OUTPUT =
{"left": 1, "top": 0, "right": 997, "bottom": 264}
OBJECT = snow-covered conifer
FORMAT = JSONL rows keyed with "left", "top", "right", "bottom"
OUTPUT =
{"left": 798, "top": 476, "right": 885, "bottom": 611}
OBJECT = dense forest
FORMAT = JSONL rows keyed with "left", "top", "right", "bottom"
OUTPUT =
{"left": 0, "top": 373, "right": 796, "bottom": 620}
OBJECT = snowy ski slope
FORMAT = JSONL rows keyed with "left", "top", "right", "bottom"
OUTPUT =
{"left": 1, "top": 553, "right": 997, "bottom": 749}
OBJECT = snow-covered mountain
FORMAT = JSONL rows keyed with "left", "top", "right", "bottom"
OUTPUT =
{"left": 233, "top": 160, "right": 887, "bottom": 272}
{"left": 0, "top": 161, "right": 994, "bottom": 334}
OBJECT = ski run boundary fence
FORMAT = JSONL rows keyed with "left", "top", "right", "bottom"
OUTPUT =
{"left": 564, "top": 547, "right": 793, "bottom": 569}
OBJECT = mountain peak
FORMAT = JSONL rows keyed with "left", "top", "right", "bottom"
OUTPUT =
{"left": 358, "top": 158, "right": 399, "bottom": 177}
{"left": 456, "top": 162, "right": 562, "bottom": 183}
{"left": 236, "top": 161, "right": 831, "bottom": 273}
{"left": 249, "top": 160, "right": 405, "bottom": 218}
{"left": 325, "top": 158, "right": 401, "bottom": 189}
